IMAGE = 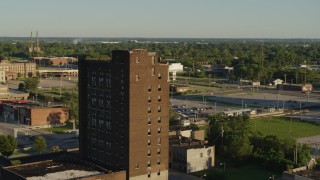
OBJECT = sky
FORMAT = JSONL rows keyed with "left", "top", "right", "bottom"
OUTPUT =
{"left": 0, "top": 0, "right": 319, "bottom": 38}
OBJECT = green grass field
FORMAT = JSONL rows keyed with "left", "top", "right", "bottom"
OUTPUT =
{"left": 45, "top": 123, "right": 74, "bottom": 134}
{"left": 192, "top": 165, "right": 279, "bottom": 180}
{"left": 250, "top": 117, "right": 320, "bottom": 139}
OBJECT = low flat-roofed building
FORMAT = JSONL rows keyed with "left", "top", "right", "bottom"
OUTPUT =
{"left": 38, "top": 69, "right": 78, "bottom": 78}
{"left": 3, "top": 104, "right": 69, "bottom": 127}
{"left": 30, "top": 57, "right": 78, "bottom": 67}
{"left": 169, "top": 137, "right": 215, "bottom": 173}
{"left": 0, "top": 159, "right": 126, "bottom": 180}
{"left": 174, "top": 85, "right": 190, "bottom": 93}
{"left": 0, "top": 85, "right": 29, "bottom": 100}
{"left": 222, "top": 108, "right": 256, "bottom": 117}
{"left": 169, "top": 63, "right": 184, "bottom": 72}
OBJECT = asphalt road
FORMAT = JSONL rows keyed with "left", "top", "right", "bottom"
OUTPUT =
{"left": 0, "top": 116, "right": 78, "bottom": 150}
{"left": 7, "top": 77, "right": 78, "bottom": 90}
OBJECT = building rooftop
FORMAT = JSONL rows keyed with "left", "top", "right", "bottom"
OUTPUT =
{"left": 172, "top": 141, "right": 209, "bottom": 149}
{"left": 293, "top": 169, "right": 320, "bottom": 180}
{"left": 4, "top": 159, "right": 109, "bottom": 180}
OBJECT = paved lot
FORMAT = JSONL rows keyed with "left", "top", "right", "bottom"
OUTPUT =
{"left": 7, "top": 77, "right": 77, "bottom": 90}
{"left": 208, "top": 91, "right": 320, "bottom": 109}
{"left": 0, "top": 117, "right": 78, "bottom": 150}
{"left": 169, "top": 170, "right": 201, "bottom": 180}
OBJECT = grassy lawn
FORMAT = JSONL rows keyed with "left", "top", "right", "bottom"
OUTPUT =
{"left": 45, "top": 123, "right": 74, "bottom": 134}
{"left": 250, "top": 117, "right": 320, "bottom": 139}
{"left": 192, "top": 164, "right": 280, "bottom": 180}
{"left": 13, "top": 148, "right": 37, "bottom": 156}
{"left": 224, "top": 165, "right": 279, "bottom": 180}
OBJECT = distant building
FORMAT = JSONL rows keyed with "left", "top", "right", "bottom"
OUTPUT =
{"left": 174, "top": 85, "right": 190, "bottom": 93}
{"left": 38, "top": 69, "right": 78, "bottom": 78}
{"left": 30, "top": 57, "right": 78, "bottom": 67}
{"left": 265, "top": 78, "right": 283, "bottom": 86}
{"left": 0, "top": 70, "right": 5, "bottom": 83}
{"left": 211, "top": 64, "right": 233, "bottom": 77}
{"left": 277, "top": 84, "right": 312, "bottom": 92}
{"left": 222, "top": 108, "right": 256, "bottom": 117}
{"left": 273, "top": 79, "right": 284, "bottom": 86}
{"left": 0, "top": 60, "right": 36, "bottom": 78}
{"left": 79, "top": 49, "right": 169, "bottom": 180}
{"left": 169, "top": 63, "right": 184, "bottom": 72}
{"left": 0, "top": 84, "right": 29, "bottom": 100}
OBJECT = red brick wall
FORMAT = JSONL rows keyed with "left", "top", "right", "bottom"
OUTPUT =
{"left": 30, "top": 107, "right": 69, "bottom": 126}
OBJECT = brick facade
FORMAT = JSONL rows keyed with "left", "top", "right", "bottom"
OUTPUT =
{"left": 79, "top": 49, "right": 169, "bottom": 180}
{"left": 30, "top": 57, "right": 78, "bottom": 67}
{"left": 0, "top": 60, "right": 36, "bottom": 78}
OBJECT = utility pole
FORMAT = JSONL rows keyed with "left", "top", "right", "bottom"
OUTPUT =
{"left": 59, "top": 65, "right": 62, "bottom": 97}
{"left": 221, "top": 125, "right": 224, "bottom": 145}
{"left": 284, "top": 74, "right": 287, "bottom": 84}
{"left": 215, "top": 102, "right": 217, "bottom": 114}
{"left": 294, "top": 144, "right": 298, "bottom": 164}
{"left": 300, "top": 102, "right": 302, "bottom": 120}
{"left": 277, "top": 94, "right": 279, "bottom": 109}
{"left": 203, "top": 94, "right": 205, "bottom": 105}
{"left": 242, "top": 100, "right": 244, "bottom": 109}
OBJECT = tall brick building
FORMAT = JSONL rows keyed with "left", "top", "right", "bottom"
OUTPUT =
{"left": 79, "top": 49, "right": 169, "bottom": 180}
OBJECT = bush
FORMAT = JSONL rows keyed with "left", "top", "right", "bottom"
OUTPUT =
{"left": 10, "top": 160, "right": 21, "bottom": 166}
{"left": 51, "top": 146, "right": 61, "bottom": 152}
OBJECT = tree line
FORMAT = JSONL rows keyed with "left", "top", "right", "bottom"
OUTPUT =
{"left": 1, "top": 40, "right": 320, "bottom": 82}
{"left": 206, "top": 114, "right": 311, "bottom": 172}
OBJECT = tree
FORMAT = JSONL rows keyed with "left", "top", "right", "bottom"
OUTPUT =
{"left": 169, "top": 107, "right": 180, "bottom": 126}
{"left": 0, "top": 135, "right": 17, "bottom": 158}
{"left": 63, "top": 92, "right": 78, "bottom": 129}
{"left": 207, "top": 114, "right": 252, "bottom": 161}
{"left": 24, "top": 77, "right": 40, "bottom": 92}
{"left": 10, "top": 160, "right": 21, "bottom": 166}
{"left": 33, "top": 136, "right": 47, "bottom": 154}
{"left": 51, "top": 146, "right": 61, "bottom": 153}
{"left": 18, "top": 83, "right": 25, "bottom": 91}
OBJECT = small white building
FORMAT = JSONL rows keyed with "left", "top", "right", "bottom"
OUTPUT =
{"left": 222, "top": 108, "right": 256, "bottom": 117}
{"left": 169, "top": 63, "right": 184, "bottom": 72}
{"left": 170, "top": 143, "right": 215, "bottom": 173}
{"left": 273, "top": 79, "right": 284, "bottom": 86}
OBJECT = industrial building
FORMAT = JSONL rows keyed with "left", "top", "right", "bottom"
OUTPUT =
{"left": 79, "top": 49, "right": 169, "bottom": 180}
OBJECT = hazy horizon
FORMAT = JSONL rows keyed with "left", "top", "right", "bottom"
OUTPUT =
{"left": 1, "top": 0, "right": 319, "bottom": 38}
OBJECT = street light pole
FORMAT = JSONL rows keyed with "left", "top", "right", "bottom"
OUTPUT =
{"left": 220, "top": 162, "right": 226, "bottom": 172}
{"left": 300, "top": 102, "right": 302, "bottom": 120}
